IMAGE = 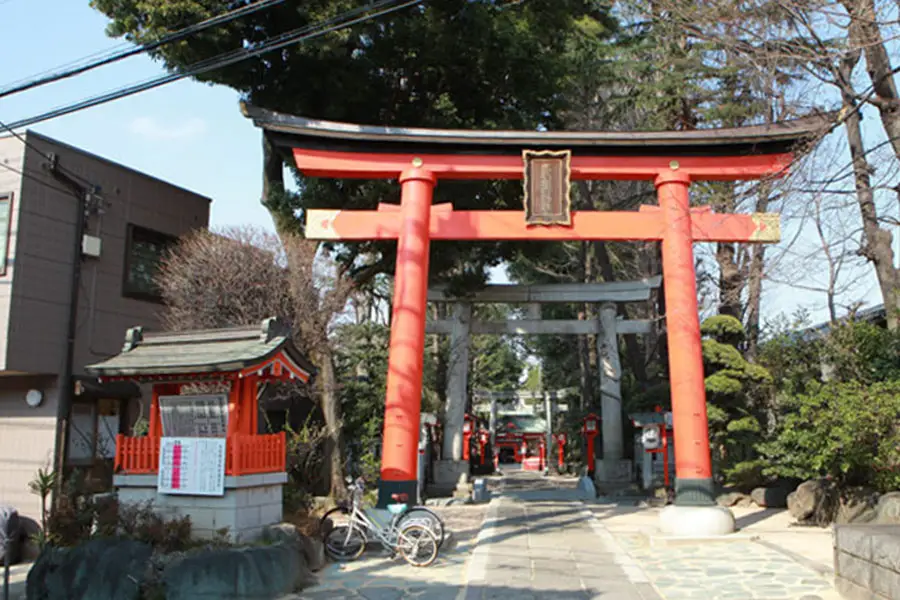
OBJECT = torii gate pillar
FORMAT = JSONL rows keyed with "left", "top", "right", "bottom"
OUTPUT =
{"left": 378, "top": 168, "right": 435, "bottom": 506}
{"left": 656, "top": 171, "right": 713, "bottom": 504}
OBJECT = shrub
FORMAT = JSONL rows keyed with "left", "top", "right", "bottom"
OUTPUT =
{"left": 760, "top": 380, "right": 900, "bottom": 493}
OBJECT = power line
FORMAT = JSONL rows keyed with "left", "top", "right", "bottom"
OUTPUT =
{"left": 0, "top": 160, "right": 81, "bottom": 198}
{"left": 1, "top": 0, "right": 424, "bottom": 132}
{"left": 0, "top": 0, "right": 285, "bottom": 100}
{"left": 0, "top": 120, "right": 96, "bottom": 187}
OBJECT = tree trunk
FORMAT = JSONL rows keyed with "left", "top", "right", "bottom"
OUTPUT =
{"left": 577, "top": 242, "right": 595, "bottom": 409}
{"left": 745, "top": 183, "right": 770, "bottom": 360}
{"left": 262, "top": 135, "right": 304, "bottom": 238}
{"left": 839, "top": 52, "right": 900, "bottom": 330}
{"left": 843, "top": 0, "right": 900, "bottom": 165}
{"left": 713, "top": 183, "right": 744, "bottom": 318}
{"left": 315, "top": 349, "right": 347, "bottom": 498}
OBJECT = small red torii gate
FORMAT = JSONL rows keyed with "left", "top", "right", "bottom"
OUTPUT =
{"left": 246, "top": 105, "right": 823, "bottom": 514}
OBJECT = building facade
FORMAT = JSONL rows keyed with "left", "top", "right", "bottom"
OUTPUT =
{"left": 0, "top": 131, "right": 210, "bottom": 522}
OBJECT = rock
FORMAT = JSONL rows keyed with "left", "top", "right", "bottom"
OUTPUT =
{"left": 472, "top": 478, "right": 490, "bottom": 503}
{"left": 26, "top": 539, "right": 152, "bottom": 600}
{"left": 788, "top": 479, "right": 838, "bottom": 524}
{"left": 262, "top": 522, "right": 325, "bottom": 572}
{"left": 875, "top": 491, "right": 900, "bottom": 524}
{"left": 751, "top": 484, "right": 793, "bottom": 508}
{"left": 0, "top": 505, "right": 21, "bottom": 565}
{"left": 717, "top": 492, "right": 751, "bottom": 507}
{"left": 835, "top": 487, "right": 879, "bottom": 524}
{"left": 163, "top": 543, "right": 312, "bottom": 600}
{"left": 577, "top": 476, "right": 597, "bottom": 499}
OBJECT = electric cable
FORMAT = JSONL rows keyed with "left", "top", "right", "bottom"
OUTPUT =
{"left": 1, "top": 0, "right": 424, "bottom": 131}
{"left": 0, "top": 0, "right": 285, "bottom": 99}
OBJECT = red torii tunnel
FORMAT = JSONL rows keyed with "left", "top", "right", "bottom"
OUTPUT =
{"left": 245, "top": 104, "right": 824, "bottom": 508}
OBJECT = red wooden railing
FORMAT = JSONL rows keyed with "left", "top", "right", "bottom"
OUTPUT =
{"left": 115, "top": 434, "right": 160, "bottom": 474}
{"left": 227, "top": 432, "right": 287, "bottom": 476}
{"left": 115, "top": 433, "right": 286, "bottom": 476}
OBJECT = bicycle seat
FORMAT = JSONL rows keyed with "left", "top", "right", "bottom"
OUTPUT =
{"left": 391, "top": 493, "right": 409, "bottom": 502}
{"left": 387, "top": 503, "right": 407, "bottom": 515}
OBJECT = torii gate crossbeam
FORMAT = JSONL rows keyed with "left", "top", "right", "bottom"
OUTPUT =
{"left": 245, "top": 105, "right": 824, "bottom": 531}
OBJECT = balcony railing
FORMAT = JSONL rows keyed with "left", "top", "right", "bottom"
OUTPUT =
{"left": 115, "top": 433, "right": 286, "bottom": 477}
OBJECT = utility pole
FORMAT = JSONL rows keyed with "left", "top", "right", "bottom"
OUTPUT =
{"left": 45, "top": 153, "right": 98, "bottom": 501}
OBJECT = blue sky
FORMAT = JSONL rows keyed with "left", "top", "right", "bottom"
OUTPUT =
{"left": 0, "top": 0, "right": 274, "bottom": 230}
{"left": 0, "top": 1, "right": 893, "bottom": 328}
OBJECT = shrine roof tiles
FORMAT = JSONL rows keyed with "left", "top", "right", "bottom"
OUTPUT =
{"left": 85, "top": 317, "right": 316, "bottom": 379}
{"left": 243, "top": 103, "right": 834, "bottom": 157}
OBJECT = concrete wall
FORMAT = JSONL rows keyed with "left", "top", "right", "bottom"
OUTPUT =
{"left": 0, "top": 375, "right": 59, "bottom": 523}
{"left": 115, "top": 473, "right": 286, "bottom": 543}
{"left": 6, "top": 132, "right": 211, "bottom": 376}
{"left": 834, "top": 524, "right": 900, "bottom": 600}
{"left": 0, "top": 137, "right": 25, "bottom": 371}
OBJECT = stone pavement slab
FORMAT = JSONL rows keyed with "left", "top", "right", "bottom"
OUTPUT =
{"left": 292, "top": 504, "right": 488, "bottom": 599}
{"left": 607, "top": 515, "right": 842, "bottom": 600}
{"left": 464, "top": 474, "right": 661, "bottom": 600}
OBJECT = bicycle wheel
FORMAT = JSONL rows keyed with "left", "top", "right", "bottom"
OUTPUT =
{"left": 396, "top": 507, "right": 446, "bottom": 548}
{"left": 324, "top": 525, "right": 366, "bottom": 562}
{"left": 320, "top": 506, "right": 352, "bottom": 539}
{"left": 397, "top": 524, "right": 438, "bottom": 567}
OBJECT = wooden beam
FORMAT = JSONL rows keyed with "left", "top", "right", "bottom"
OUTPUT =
{"left": 427, "top": 277, "right": 661, "bottom": 303}
{"left": 425, "top": 319, "right": 652, "bottom": 335}
{"left": 305, "top": 209, "right": 780, "bottom": 243}
{"left": 292, "top": 148, "right": 794, "bottom": 181}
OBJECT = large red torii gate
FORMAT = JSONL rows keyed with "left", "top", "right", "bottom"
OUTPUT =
{"left": 245, "top": 105, "right": 823, "bottom": 524}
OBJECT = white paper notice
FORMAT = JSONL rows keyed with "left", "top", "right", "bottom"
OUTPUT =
{"left": 157, "top": 437, "right": 226, "bottom": 496}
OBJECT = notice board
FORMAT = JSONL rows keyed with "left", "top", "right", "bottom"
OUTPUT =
{"left": 157, "top": 437, "right": 226, "bottom": 496}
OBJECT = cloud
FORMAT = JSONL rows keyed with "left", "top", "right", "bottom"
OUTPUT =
{"left": 129, "top": 116, "right": 207, "bottom": 141}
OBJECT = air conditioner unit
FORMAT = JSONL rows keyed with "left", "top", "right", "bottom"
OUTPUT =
{"left": 82, "top": 234, "right": 102, "bottom": 258}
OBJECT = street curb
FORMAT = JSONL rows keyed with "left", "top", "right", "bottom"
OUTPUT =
{"left": 458, "top": 497, "right": 501, "bottom": 600}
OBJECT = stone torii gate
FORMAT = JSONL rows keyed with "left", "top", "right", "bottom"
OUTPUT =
{"left": 245, "top": 104, "right": 822, "bottom": 535}
{"left": 425, "top": 277, "right": 660, "bottom": 487}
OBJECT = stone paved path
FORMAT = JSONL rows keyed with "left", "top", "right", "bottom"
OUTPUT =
{"left": 611, "top": 530, "right": 841, "bottom": 600}
{"left": 294, "top": 504, "right": 488, "bottom": 600}
{"left": 294, "top": 472, "right": 844, "bottom": 600}
{"left": 463, "top": 473, "right": 660, "bottom": 600}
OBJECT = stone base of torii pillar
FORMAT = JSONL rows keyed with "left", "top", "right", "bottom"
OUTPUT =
{"left": 659, "top": 504, "right": 736, "bottom": 536}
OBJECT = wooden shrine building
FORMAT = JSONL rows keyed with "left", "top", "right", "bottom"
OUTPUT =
{"left": 85, "top": 317, "right": 315, "bottom": 541}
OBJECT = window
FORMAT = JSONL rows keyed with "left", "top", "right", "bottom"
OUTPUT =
{"left": 66, "top": 399, "right": 121, "bottom": 465}
{"left": 0, "top": 193, "right": 12, "bottom": 275}
{"left": 123, "top": 224, "right": 175, "bottom": 301}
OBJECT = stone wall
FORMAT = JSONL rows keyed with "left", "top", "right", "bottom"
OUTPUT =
{"left": 115, "top": 472, "right": 286, "bottom": 543}
{"left": 833, "top": 524, "right": 900, "bottom": 600}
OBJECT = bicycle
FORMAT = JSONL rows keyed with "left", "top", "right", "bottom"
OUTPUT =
{"left": 321, "top": 478, "right": 441, "bottom": 567}
{"left": 320, "top": 479, "right": 446, "bottom": 548}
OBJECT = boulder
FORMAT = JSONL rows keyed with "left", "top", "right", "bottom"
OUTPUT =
{"left": 787, "top": 479, "right": 838, "bottom": 524}
{"left": 875, "top": 491, "right": 900, "bottom": 524}
{"left": 835, "top": 487, "right": 879, "bottom": 524}
{"left": 0, "top": 505, "right": 22, "bottom": 566}
{"left": 163, "top": 543, "right": 312, "bottom": 600}
{"left": 262, "top": 522, "right": 326, "bottom": 572}
{"left": 750, "top": 483, "right": 793, "bottom": 508}
{"left": 26, "top": 539, "right": 152, "bottom": 600}
{"left": 717, "top": 492, "right": 752, "bottom": 507}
